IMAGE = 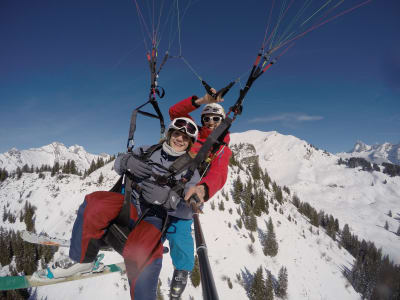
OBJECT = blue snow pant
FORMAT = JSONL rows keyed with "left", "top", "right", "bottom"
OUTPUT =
{"left": 69, "top": 191, "right": 195, "bottom": 300}
{"left": 166, "top": 217, "right": 194, "bottom": 271}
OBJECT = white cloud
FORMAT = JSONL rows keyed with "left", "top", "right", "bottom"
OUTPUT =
{"left": 249, "top": 113, "right": 323, "bottom": 123}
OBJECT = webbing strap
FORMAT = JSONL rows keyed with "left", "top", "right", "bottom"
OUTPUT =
{"left": 127, "top": 109, "right": 139, "bottom": 150}
{"left": 190, "top": 117, "right": 232, "bottom": 173}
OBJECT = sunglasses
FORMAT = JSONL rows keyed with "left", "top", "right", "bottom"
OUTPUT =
{"left": 172, "top": 118, "right": 198, "bottom": 136}
{"left": 202, "top": 116, "right": 222, "bottom": 123}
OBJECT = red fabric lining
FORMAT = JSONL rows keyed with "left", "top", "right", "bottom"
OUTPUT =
{"left": 80, "top": 191, "right": 124, "bottom": 262}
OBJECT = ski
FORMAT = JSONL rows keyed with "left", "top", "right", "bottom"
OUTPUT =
{"left": 20, "top": 231, "right": 113, "bottom": 251}
{"left": 0, "top": 261, "right": 126, "bottom": 291}
{"left": 20, "top": 230, "right": 70, "bottom": 247}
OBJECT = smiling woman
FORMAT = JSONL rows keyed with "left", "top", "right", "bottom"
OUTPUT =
{"left": 34, "top": 116, "right": 201, "bottom": 300}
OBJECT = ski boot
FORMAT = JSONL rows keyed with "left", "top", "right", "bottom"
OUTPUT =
{"left": 32, "top": 254, "right": 105, "bottom": 280}
{"left": 169, "top": 269, "right": 188, "bottom": 299}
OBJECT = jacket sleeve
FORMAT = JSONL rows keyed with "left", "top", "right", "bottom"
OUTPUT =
{"left": 114, "top": 154, "right": 125, "bottom": 175}
{"left": 198, "top": 145, "right": 232, "bottom": 200}
{"left": 168, "top": 96, "right": 199, "bottom": 121}
{"left": 183, "top": 169, "right": 201, "bottom": 197}
{"left": 113, "top": 146, "right": 148, "bottom": 176}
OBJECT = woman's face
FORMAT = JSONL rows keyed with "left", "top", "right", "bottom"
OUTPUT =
{"left": 169, "top": 130, "right": 191, "bottom": 152}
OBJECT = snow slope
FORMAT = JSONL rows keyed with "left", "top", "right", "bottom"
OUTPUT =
{"left": 0, "top": 136, "right": 364, "bottom": 299}
{"left": 230, "top": 130, "right": 400, "bottom": 264}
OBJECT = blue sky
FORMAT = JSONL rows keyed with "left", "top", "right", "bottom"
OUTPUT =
{"left": 1, "top": 0, "right": 399, "bottom": 155}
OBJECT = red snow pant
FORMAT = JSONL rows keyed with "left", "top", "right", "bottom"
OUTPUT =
{"left": 69, "top": 191, "right": 164, "bottom": 300}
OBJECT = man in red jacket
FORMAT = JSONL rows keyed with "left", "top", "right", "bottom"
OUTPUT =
{"left": 168, "top": 90, "right": 232, "bottom": 299}
{"left": 169, "top": 90, "right": 232, "bottom": 205}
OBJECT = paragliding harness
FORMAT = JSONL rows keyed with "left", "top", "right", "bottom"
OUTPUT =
{"left": 103, "top": 47, "right": 171, "bottom": 255}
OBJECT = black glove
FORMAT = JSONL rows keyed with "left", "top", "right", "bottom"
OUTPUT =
{"left": 122, "top": 154, "right": 152, "bottom": 179}
{"left": 141, "top": 180, "right": 180, "bottom": 210}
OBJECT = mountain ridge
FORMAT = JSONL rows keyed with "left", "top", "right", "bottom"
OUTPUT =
{"left": 0, "top": 142, "right": 110, "bottom": 173}
{"left": 338, "top": 140, "right": 400, "bottom": 165}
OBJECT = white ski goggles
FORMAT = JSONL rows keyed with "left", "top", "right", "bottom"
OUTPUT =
{"left": 170, "top": 118, "right": 198, "bottom": 140}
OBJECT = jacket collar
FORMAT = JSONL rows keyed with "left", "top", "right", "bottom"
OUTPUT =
{"left": 199, "top": 126, "right": 230, "bottom": 144}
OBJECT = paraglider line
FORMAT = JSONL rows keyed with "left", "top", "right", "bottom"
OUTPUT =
{"left": 262, "top": 0, "right": 275, "bottom": 50}
{"left": 270, "top": 0, "right": 373, "bottom": 54}
{"left": 133, "top": 0, "right": 153, "bottom": 50}
{"left": 265, "top": 0, "right": 295, "bottom": 50}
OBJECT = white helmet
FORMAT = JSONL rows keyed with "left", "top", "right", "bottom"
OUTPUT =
{"left": 201, "top": 103, "right": 225, "bottom": 119}
{"left": 167, "top": 117, "right": 198, "bottom": 143}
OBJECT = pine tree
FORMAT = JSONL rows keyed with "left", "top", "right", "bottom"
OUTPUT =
{"left": 272, "top": 182, "right": 283, "bottom": 204}
{"left": 292, "top": 194, "right": 300, "bottom": 208}
{"left": 253, "top": 189, "right": 265, "bottom": 217}
{"left": 16, "top": 167, "right": 23, "bottom": 180}
{"left": 249, "top": 266, "right": 266, "bottom": 300}
{"left": 96, "top": 157, "right": 105, "bottom": 169}
{"left": 2, "top": 206, "right": 8, "bottom": 222}
{"left": 227, "top": 277, "right": 233, "bottom": 289}
{"left": 244, "top": 212, "right": 258, "bottom": 232}
{"left": 218, "top": 200, "right": 225, "bottom": 211}
{"left": 276, "top": 266, "right": 288, "bottom": 298}
{"left": 22, "top": 242, "right": 38, "bottom": 275}
{"left": 0, "top": 228, "right": 13, "bottom": 266}
{"left": 262, "top": 169, "right": 271, "bottom": 191}
{"left": 23, "top": 201, "right": 36, "bottom": 232}
{"left": 22, "top": 164, "right": 29, "bottom": 173}
{"left": 265, "top": 272, "right": 274, "bottom": 300}
{"left": 232, "top": 176, "right": 244, "bottom": 204}
{"left": 88, "top": 159, "right": 96, "bottom": 174}
{"left": 62, "top": 160, "right": 70, "bottom": 174}
{"left": 51, "top": 162, "right": 60, "bottom": 176}
{"left": 98, "top": 172, "right": 104, "bottom": 184}
{"left": 251, "top": 160, "right": 261, "bottom": 181}
{"left": 264, "top": 217, "right": 278, "bottom": 257}
{"left": 2, "top": 289, "right": 30, "bottom": 300}
{"left": 236, "top": 218, "right": 243, "bottom": 229}
{"left": 388, "top": 210, "right": 392, "bottom": 217}
{"left": 0, "top": 168, "right": 9, "bottom": 182}
{"left": 190, "top": 255, "right": 201, "bottom": 287}
{"left": 341, "top": 224, "right": 352, "bottom": 251}
{"left": 384, "top": 221, "right": 389, "bottom": 230}
{"left": 70, "top": 160, "right": 77, "bottom": 175}
{"left": 242, "top": 179, "right": 253, "bottom": 216}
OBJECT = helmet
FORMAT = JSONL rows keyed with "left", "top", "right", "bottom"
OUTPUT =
{"left": 201, "top": 103, "right": 225, "bottom": 119}
{"left": 167, "top": 117, "right": 198, "bottom": 143}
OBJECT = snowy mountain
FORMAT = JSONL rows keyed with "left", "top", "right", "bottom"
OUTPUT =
{"left": 0, "top": 142, "right": 111, "bottom": 173}
{"left": 337, "top": 140, "right": 400, "bottom": 165}
{"left": 230, "top": 131, "right": 400, "bottom": 264}
{"left": 1, "top": 132, "right": 399, "bottom": 299}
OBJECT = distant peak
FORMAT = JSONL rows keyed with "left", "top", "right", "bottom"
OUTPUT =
{"left": 69, "top": 144, "right": 86, "bottom": 154}
{"left": 46, "top": 142, "right": 66, "bottom": 149}
{"left": 8, "top": 147, "right": 19, "bottom": 153}
{"left": 351, "top": 141, "right": 371, "bottom": 153}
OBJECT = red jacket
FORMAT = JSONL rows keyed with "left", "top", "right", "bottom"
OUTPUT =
{"left": 169, "top": 96, "right": 232, "bottom": 200}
